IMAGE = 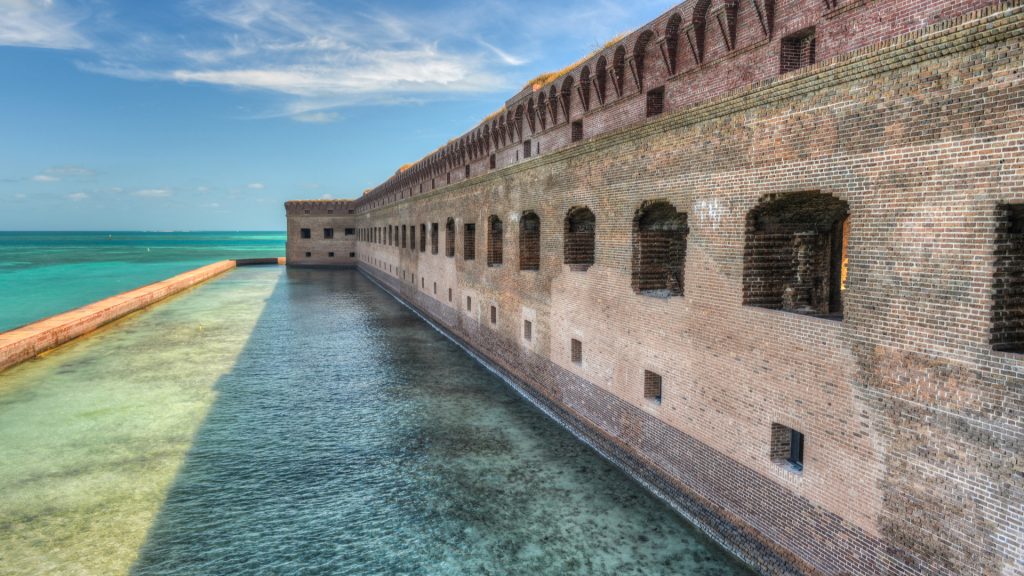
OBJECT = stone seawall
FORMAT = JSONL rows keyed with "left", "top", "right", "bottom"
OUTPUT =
{"left": 0, "top": 260, "right": 251, "bottom": 373}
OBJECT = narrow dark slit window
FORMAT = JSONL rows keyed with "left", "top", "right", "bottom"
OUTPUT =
{"left": 519, "top": 211, "right": 541, "bottom": 271}
{"left": 742, "top": 192, "right": 849, "bottom": 319}
{"left": 466, "top": 296, "right": 472, "bottom": 311}
{"left": 409, "top": 226, "right": 416, "bottom": 251}
{"left": 524, "top": 320, "right": 532, "bottom": 341}
{"left": 771, "top": 424, "right": 805, "bottom": 473}
{"left": 571, "top": 339, "right": 582, "bottom": 364}
{"left": 488, "top": 215, "right": 503, "bottom": 267}
{"left": 993, "top": 204, "right": 1024, "bottom": 352}
{"left": 420, "top": 224, "right": 427, "bottom": 252}
{"left": 490, "top": 154, "right": 496, "bottom": 169}
{"left": 465, "top": 165, "right": 470, "bottom": 179}
{"left": 644, "top": 371, "right": 662, "bottom": 405}
{"left": 523, "top": 140, "right": 532, "bottom": 159}
{"left": 571, "top": 121, "right": 584, "bottom": 142}
{"left": 448, "top": 288, "right": 452, "bottom": 302}
{"left": 401, "top": 225, "right": 407, "bottom": 248}
{"left": 431, "top": 223, "right": 439, "bottom": 254}
{"left": 464, "top": 223, "right": 476, "bottom": 260}
{"left": 646, "top": 86, "right": 665, "bottom": 117}
{"left": 632, "top": 200, "right": 688, "bottom": 297}
{"left": 780, "top": 28, "right": 816, "bottom": 74}
{"left": 300, "top": 228, "right": 311, "bottom": 239}
{"left": 490, "top": 305, "right": 497, "bottom": 324}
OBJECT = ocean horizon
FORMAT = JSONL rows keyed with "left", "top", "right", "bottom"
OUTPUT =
{"left": 0, "top": 231, "right": 286, "bottom": 332}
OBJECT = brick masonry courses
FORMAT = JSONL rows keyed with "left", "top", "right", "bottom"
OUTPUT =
{"left": 286, "top": 2, "right": 1024, "bottom": 574}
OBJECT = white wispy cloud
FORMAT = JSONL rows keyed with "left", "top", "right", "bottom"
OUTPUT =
{"left": 293, "top": 111, "right": 339, "bottom": 124}
{"left": 135, "top": 188, "right": 171, "bottom": 197}
{"left": 0, "top": 0, "right": 91, "bottom": 50}
{"left": 31, "top": 165, "right": 95, "bottom": 182}
{"left": 247, "top": 182, "right": 264, "bottom": 189}
{"left": 477, "top": 38, "right": 527, "bottom": 66}
{"left": 67, "top": 191, "right": 88, "bottom": 201}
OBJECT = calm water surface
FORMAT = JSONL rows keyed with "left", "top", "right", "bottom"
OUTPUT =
{"left": 0, "top": 267, "right": 753, "bottom": 575}
{"left": 0, "top": 231, "right": 284, "bottom": 332}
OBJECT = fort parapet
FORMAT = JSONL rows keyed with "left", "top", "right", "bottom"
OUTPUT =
{"left": 286, "top": 1, "right": 1024, "bottom": 574}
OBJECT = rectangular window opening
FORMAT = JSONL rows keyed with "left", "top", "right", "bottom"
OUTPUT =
{"left": 328, "top": 252, "right": 335, "bottom": 258}
{"left": 300, "top": 228, "right": 311, "bottom": 239}
{"left": 524, "top": 319, "right": 532, "bottom": 341}
{"left": 464, "top": 223, "right": 476, "bottom": 260}
{"left": 490, "top": 154, "right": 496, "bottom": 169}
{"left": 323, "top": 228, "right": 334, "bottom": 239}
{"left": 490, "top": 305, "right": 497, "bottom": 324}
{"left": 571, "top": 120, "right": 584, "bottom": 142}
{"left": 646, "top": 86, "right": 665, "bottom": 117}
{"left": 993, "top": 204, "right": 1024, "bottom": 352}
{"left": 465, "top": 165, "right": 471, "bottom": 179}
{"left": 571, "top": 339, "right": 582, "bottom": 364}
{"left": 466, "top": 296, "right": 472, "bottom": 311}
{"left": 345, "top": 228, "right": 355, "bottom": 236}
{"left": 644, "top": 370, "right": 662, "bottom": 405}
{"left": 523, "top": 140, "right": 532, "bottom": 159}
{"left": 771, "top": 424, "right": 805, "bottom": 473}
{"left": 780, "top": 28, "right": 816, "bottom": 74}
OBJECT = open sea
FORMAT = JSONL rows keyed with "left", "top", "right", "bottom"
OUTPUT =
{"left": 0, "top": 231, "right": 285, "bottom": 332}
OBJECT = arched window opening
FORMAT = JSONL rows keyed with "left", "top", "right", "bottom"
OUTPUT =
{"left": 514, "top": 105, "right": 524, "bottom": 140}
{"left": 742, "top": 192, "right": 849, "bottom": 319}
{"left": 663, "top": 14, "right": 682, "bottom": 74}
{"left": 488, "top": 215, "right": 503, "bottom": 267}
{"left": 537, "top": 92, "right": 548, "bottom": 130}
{"left": 519, "top": 211, "right": 541, "bottom": 271}
{"left": 560, "top": 76, "right": 574, "bottom": 120}
{"left": 632, "top": 200, "right": 688, "bottom": 297}
{"left": 612, "top": 46, "right": 626, "bottom": 97}
{"left": 526, "top": 98, "right": 537, "bottom": 133}
{"left": 445, "top": 217, "right": 456, "bottom": 258}
{"left": 564, "top": 207, "right": 596, "bottom": 270}
{"left": 548, "top": 85, "right": 559, "bottom": 125}
{"left": 595, "top": 56, "right": 608, "bottom": 104}
{"left": 578, "top": 66, "right": 592, "bottom": 111}
{"left": 631, "top": 31, "right": 655, "bottom": 91}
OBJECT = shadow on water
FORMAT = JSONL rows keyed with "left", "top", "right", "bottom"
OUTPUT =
{"left": 130, "top": 269, "right": 754, "bottom": 576}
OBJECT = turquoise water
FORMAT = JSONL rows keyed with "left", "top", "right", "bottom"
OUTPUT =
{"left": 0, "top": 231, "right": 284, "bottom": 332}
{"left": 0, "top": 267, "right": 754, "bottom": 575}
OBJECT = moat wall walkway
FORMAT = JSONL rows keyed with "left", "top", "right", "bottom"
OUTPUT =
{"left": 0, "top": 258, "right": 285, "bottom": 373}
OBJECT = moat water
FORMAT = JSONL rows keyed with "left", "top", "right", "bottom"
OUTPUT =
{"left": 0, "top": 267, "right": 754, "bottom": 575}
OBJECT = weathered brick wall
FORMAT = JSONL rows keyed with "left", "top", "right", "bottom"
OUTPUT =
{"left": 285, "top": 200, "right": 358, "bottom": 267}
{"left": 287, "top": 2, "right": 1024, "bottom": 574}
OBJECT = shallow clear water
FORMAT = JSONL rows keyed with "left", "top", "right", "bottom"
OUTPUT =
{"left": 0, "top": 267, "right": 753, "bottom": 576}
{"left": 0, "top": 231, "right": 284, "bottom": 332}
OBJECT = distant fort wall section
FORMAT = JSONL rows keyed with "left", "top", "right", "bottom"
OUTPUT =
{"left": 286, "top": 1, "right": 1024, "bottom": 574}
{"left": 285, "top": 200, "right": 358, "bottom": 268}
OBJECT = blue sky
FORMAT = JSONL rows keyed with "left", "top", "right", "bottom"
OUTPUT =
{"left": 0, "top": 0, "right": 676, "bottom": 231}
